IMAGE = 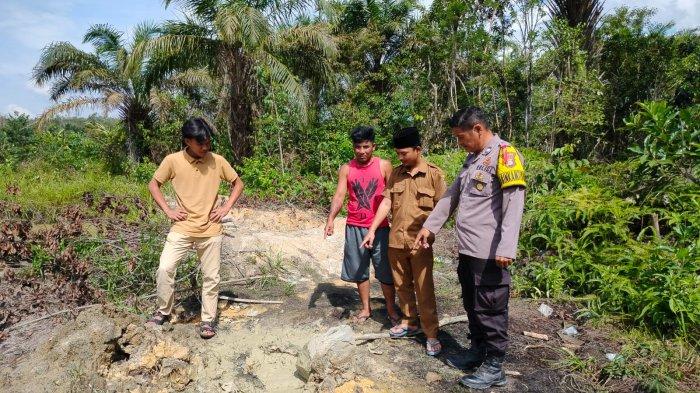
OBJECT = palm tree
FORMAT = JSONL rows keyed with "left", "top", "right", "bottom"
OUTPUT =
{"left": 335, "top": 0, "right": 417, "bottom": 92}
{"left": 545, "top": 0, "right": 604, "bottom": 54}
{"left": 151, "top": 0, "right": 337, "bottom": 162}
{"left": 33, "top": 23, "right": 162, "bottom": 162}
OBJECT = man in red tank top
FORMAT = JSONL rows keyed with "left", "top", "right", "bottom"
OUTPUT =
{"left": 325, "top": 126, "right": 401, "bottom": 325}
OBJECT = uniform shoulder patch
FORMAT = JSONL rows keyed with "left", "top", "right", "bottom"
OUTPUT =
{"left": 497, "top": 144, "right": 526, "bottom": 188}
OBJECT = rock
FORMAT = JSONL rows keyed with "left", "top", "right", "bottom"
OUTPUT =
{"left": 159, "top": 358, "right": 192, "bottom": 389}
{"left": 561, "top": 325, "right": 579, "bottom": 336}
{"left": 367, "top": 344, "right": 383, "bottom": 355}
{"left": 425, "top": 371, "right": 442, "bottom": 383}
{"left": 538, "top": 303, "right": 554, "bottom": 317}
{"left": 334, "top": 378, "right": 382, "bottom": 393}
{"left": 296, "top": 324, "right": 356, "bottom": 382}
{"left": 220, "top": 305, "right": 268, "bottom": 320}
{"left": 605, "top": 353, "right": 622, "bottom": 362}
{"left": 220, "top": 380, "right": 236, "bottom": 392}
{"left": 330, "top": 306, "right": 346, "bottom": 319}
{"left": 557, "top": 331, "right": 584, "bottom": 349}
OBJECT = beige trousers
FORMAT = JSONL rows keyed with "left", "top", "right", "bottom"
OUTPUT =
{"left": 156, "top": 231, "right": 223, "bottom": 322}
{"left": 388, "top": 246, "right": 439, "bottom": 338}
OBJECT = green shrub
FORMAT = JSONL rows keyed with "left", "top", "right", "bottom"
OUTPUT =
{"left": 515, "top": 131, "right": 700, "bottom": 339}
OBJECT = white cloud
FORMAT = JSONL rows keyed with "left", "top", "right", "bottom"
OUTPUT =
{"left": 26, "top": 80, "right": 50, "bottom": 96}
{"left": 0, "top": 4, "right": 78, "bottom": 50}
{"left": 5, "top": 104, "right": 33, "bottom": 116}
{"left": 604, "top": 0, "right": 700, "bottom": 31}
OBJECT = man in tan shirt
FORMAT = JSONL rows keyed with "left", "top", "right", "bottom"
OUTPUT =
{"left": 361, "top": 127, "right": 446, "bottom": 356}
{"left": 146, "top": 118, "right": 244, "bottom": 339}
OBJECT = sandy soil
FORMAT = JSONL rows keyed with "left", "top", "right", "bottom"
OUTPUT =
{"left": 0, "top": 205, "right": 642, "bottom": 392}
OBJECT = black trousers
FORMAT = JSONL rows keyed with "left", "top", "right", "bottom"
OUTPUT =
{"left": 457, "top": 254, "right": 510, "bottom": 357}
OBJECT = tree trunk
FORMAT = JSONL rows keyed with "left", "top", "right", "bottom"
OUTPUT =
{"left": 123, "top": 105, "right": 145, "bottom": 163}
{"left": 225, "top": 50, "right": 256, "bottom": 163}
{"left": 125, "top": 120, "right": 141, "bottom": 163}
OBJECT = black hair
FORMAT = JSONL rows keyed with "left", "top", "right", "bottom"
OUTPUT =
{"left": 350, "top": 126, "right": 375, "bottom": 143}
{"left": 448, "top": 107, "right": 490, "bottom": 130}
{"left": 181, "top": 117, "right": 215, "bottom": 143}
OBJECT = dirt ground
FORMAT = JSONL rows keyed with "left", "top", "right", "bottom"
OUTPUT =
{"left": 0, "top": 205, "right": 649, "bottom": 392}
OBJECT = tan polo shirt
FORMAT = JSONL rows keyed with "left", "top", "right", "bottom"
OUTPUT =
{"left": 381, "top": 158, "right": 446, "bottom": 249}
{"left": 153, "top": 150, "right": 239, "bottom": 237}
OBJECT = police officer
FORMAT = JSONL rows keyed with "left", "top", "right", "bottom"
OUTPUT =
{"left": 414, "top": 107, "right": 526, "bottom": 389}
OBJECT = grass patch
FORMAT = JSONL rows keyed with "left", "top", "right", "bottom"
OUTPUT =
{"left": 0, "top": 161, "right": 151, "bottom": 215}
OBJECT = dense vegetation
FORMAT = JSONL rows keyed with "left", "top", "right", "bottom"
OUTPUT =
{"left": 0, "top": 1, "right": 698, "bottom": 390}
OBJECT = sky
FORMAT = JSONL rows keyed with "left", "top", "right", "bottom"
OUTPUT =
{"left": 1, "top": 0, "right": 698, "bottom": 118}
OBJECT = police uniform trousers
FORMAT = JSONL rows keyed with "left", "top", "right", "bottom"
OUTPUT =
{"left": 458, "top": 254, "right": 510, "bottom": 356}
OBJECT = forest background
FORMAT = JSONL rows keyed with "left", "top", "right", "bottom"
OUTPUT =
{"left": 0, "top": 1, "right": 698, "bottom": 391}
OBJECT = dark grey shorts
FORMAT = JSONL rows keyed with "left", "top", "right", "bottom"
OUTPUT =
{"left": 341, "top": 225, "right": 393, "bottom": 284}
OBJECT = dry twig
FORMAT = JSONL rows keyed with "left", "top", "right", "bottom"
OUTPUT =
{"left": 523, "top": 331, "right": 549, "bottom": 340}
{"left": 6, "top": 304, "right": 100, "bottom": 332}
{"left": 354, "top": 314, "right": 469, "bottom": 343}
{"left": 218, "top": 295, "right": 283, "bottom": 304}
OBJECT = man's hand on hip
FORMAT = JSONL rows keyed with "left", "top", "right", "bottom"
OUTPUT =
{"left": 209, "top": 206, "right": 231, "bottom": 223}
{"left": 166, "top": 207, "right": 188, "bottom": 221}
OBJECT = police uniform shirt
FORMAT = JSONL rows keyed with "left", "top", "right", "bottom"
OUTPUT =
{"left": 423, "top": 135, "right": 526, "bottom": 259}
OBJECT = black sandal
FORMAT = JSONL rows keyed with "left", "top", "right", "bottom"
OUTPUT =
{"left": 146, "top": 311, "right": 170, "bottom": 325}
{"left": 199, "top": 322, "right": 216, "bottom": 339}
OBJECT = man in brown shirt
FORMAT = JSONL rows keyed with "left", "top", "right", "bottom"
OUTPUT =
{"left": 415, "top": 107, "right": 526, "bottom": 389}
{"left": 361, "top": 127, "right": 446, "bottom": 357}
{"left": 146, "top": 118, "right": 244, "bottom": 339}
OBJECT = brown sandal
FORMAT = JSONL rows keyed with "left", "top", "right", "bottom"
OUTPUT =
{"left": 388, "top": 314, "right": 402, "bottom": 327}
{"left": 146, "top": 311, "right": 170, "bottom": 326}
{"left": 198, "top": 322, "right": 216, "bottom": 339}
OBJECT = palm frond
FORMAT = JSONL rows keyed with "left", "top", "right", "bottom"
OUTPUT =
{"left": 545, "top": 0, "right": 604, "bottom": 52}
{"left": 215, "top": 5, "right": 270, "bottom": 48}
{"left": 257, "top": 0, "right": 312, "bottom": 27}
{"left": 164, "top": 0, "right": 219, "bottom": 20}
{"left": 146, "top": 33, "right": 219, "bottom": 78}
{"left": 164, "top": 68, "right": 218, "bottom": 90}
{"left": 149, "top": 89, "right": 177, "bottom": 122}
{"left": 70, "top": 68, "right": 124, "bottom": 93}
{"left": 36, "top": 94, "right": 122, "bottom": 129}
{"left": 132, "top": 21, "right": 161, "bottom": 48}
{"left": 32, "top": 42, "right": 108, "bottom": 87}
{"left": 255, "top": 52, "right": 310, "bottom": 122}
{"left": 274, "top": 23, "right": 338, "bottom": 59}
{"left": 125, "top": 22, "right": 162, "bottom": 81}
{"left": 162, "top": 17, "right": 213, "bottom": 37}
{"left": 84, "top": 23, "right": 124, "bottom": 59}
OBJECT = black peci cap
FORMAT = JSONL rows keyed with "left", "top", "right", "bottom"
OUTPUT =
{"left": 392, "top": 126, "right": 421, "bottom": 148}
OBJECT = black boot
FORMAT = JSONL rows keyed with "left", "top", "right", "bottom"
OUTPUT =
{"left": 446, "top": 341, "right": 486, "bottom": 371}
{"left": 459, "top": 354, "right": 506, "bottom": 389}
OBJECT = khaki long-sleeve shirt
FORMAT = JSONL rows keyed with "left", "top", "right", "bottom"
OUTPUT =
{"left": 423, "top": 135, "right": 526, "bottom": 259}
{"left": 382, "top": 158, "right": 446, "bottom": 249}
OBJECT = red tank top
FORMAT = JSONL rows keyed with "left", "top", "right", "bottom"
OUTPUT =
{"left": 346, "top": 157, "right": 389, "bottom": 228}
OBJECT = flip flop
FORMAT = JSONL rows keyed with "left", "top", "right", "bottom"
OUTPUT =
{"left": 198, "top": 322, "right": 216, "bottom": 339}
{"left": 426, "top": 339, "right": 442, "bottom": 356}
{"left": 389, "top": 325, "right": 420, "bottom": 338}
